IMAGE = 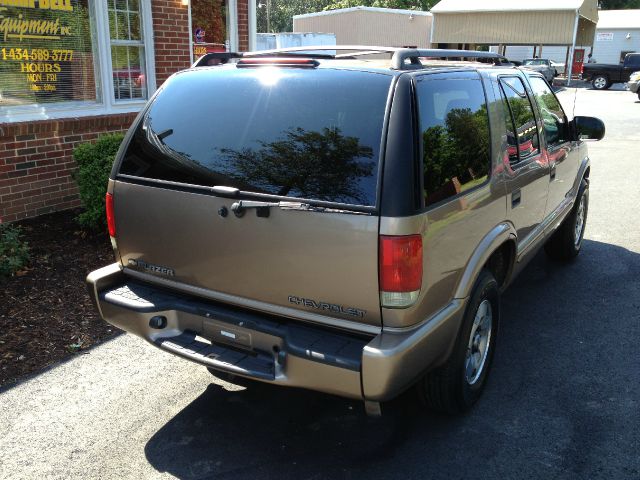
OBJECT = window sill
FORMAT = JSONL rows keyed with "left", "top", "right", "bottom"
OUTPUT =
{"left": 0, "top": 101, "right": 146, "bottom": 124}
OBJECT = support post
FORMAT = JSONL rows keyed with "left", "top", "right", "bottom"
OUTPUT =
{"left": 566, "top": 10, "right": 580, "bottom": 87}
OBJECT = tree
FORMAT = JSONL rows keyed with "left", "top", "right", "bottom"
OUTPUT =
{"left": 323, "top": 0, "right": 433, "bottom": 11}
{"left": 256, "top": 0, "right": 433, "bottom": 33}
{"left": 600, "top": 0, "right": 640, "bottom": 9}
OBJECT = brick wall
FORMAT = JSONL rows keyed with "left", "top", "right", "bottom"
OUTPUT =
{"left": 1, "top": 0, "right": 251, "bottom": 224}
{"left": 152, "top": 0, "right": 192, "bottom": 88}
{"left": 238, "top": 0, "right": 249, "bottom": 52}
{"left": 0, "top": 114, "right": 137, "bottom": 223}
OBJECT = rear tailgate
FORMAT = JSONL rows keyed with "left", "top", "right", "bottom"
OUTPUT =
{"left": 111, "top": 65, "right": 393, "bottom": 329}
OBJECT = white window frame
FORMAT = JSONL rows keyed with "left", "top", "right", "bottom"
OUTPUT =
{"left": 0, "top": 0, "right": 156, "bottom": 123}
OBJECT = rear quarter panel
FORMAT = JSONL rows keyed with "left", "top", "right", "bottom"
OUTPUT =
{"left": 380, "top": 71, "right": 508, "bottom": 329}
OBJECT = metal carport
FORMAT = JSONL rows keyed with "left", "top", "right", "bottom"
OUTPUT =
{"left": 430, "top": 0, "right": 599, "bottom": 85}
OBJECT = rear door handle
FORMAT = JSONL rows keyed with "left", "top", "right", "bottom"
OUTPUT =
{"left": 512, "top": 189, "right": 521, "bottom": 208}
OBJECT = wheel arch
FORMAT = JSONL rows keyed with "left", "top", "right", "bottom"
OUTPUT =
{"left": 454, "top": 222, "right": 517, "bottom": 299}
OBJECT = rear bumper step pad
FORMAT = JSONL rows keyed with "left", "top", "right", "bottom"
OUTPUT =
{"left": 157, "top": 331, "right": 274, "bottom": 380}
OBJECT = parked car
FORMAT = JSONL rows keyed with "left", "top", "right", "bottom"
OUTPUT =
{"left": 627, "top": 70, "right": 640, "bottom": 100}
{"left": 550, "top": 60, "right": 566, "bottom": 76}
{"left": 522, "top": 58, "right": 557, "bottom": 82}
{"left": 87, "top": 47, "right": 604, "bottom": 416}
{"left": 583, "top": 52, "right": 640, "bottom": 90}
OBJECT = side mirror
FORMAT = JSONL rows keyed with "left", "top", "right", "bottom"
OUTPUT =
{"left": 573, "top": 116, "right": 605, "bottom": 141}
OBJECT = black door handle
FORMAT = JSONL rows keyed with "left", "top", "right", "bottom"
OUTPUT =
{"left": 512, "top": 189, "right": 521, "bottom": 208}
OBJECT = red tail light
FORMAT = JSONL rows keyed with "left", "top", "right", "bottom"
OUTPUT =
{"left": 106, "top": 192, "right": 116, "bottom": 237}
{"left": 380, "top": 235, "right": 423, "bottom": 308}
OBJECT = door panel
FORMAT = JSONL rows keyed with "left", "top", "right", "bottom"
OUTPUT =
{"left": 526, "top": 76, "right": 581, "bottom": 217}
{"left": 496, "top": 76, "right": 549, "bottom": 246}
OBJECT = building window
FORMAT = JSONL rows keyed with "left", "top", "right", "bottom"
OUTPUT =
{"left": 108, "top": 0, "right": 147, "bottom": 100}
{"left": 0, "top": 0, "right": 99, "bottom": 107}
{"left": 0, "top": 0, "right": 155, "bottom": 121}
{"left": 190, "top": 0, "right": 230, "bottom": 57}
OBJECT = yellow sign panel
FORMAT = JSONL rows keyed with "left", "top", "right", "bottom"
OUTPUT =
{"left": 0, "top": 0, "right": 90, "bottom": 104}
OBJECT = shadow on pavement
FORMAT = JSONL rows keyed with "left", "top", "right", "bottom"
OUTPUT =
{"left": 145, "top": 239, "right": 640, "bottom": 480}
{"left": 144, "top": 378, "right": 444, "bottom": 479}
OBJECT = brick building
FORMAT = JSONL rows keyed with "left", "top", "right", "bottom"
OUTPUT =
{"left": 0, "top": 0, "right": 255, "bottom": 223}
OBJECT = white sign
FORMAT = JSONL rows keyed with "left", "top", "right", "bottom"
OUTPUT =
{"left": 596, "top": 32, "right": 614, "bottom": 42}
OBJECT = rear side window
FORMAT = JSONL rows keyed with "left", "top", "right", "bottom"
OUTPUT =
{"left": 528, "top": 77, "right": 567, "bottom": 149}
{"left": 626, "top": 54, "right": 640, "bottom": 68}
{"left": 416, "top": 72, "right": 491, "bottom": 207}
{"left": 499, "top": 76, "right": 540, "bottom": 165}
{"left": 118, "top": 68, "right": 392, "bottom": 206}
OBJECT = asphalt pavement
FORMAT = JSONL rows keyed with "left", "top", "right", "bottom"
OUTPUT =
{"left": 1, "top": 88, "right": 639, "bottom": 480}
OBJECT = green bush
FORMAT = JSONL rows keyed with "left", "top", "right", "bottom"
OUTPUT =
{"left": 0, "top": 223, "right": 30, "bottom": 280}
{"left": 73, "top": 133, "right": 124, "bottom": 230}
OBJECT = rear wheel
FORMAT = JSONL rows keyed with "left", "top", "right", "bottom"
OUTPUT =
{"left": 544, "top": 180, "right": 589, "bottom": 261}
{"left": 418, "top": 270, "right": 499, "bottom": 414}
{"left": 592, "top": 75, "right": 610, "bottom": 90}
{"left": 637, "top": 91, "right": 640, "bottom": 101}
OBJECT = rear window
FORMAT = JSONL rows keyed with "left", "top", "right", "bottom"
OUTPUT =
{"left": 118, "top": 67, "right": 393, "bottom": 206}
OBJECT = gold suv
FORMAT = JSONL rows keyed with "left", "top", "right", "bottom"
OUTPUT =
{"left": 87, "top": 47, "right": 604, "bottom": 415}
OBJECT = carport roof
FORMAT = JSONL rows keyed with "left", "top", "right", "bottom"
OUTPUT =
{"left": 430, "top": 0, "right": 598, "bottom": 46}
{"left": 431, "top": 0, "right": 585, "bottom": 13}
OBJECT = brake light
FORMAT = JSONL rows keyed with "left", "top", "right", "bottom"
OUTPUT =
{"left": 379, "top": 235, "right": 423, "bottom": 308}
{"left": 237, "top": 57, "right": 319, "bottom": 68}
{"left": 106, "top": 192, "right": 115, "bottom": 237}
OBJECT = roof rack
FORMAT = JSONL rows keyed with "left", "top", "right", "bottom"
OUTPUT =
{"left": 192, "top": 46, "right": 510, "bottom": 70}
{"left": 391, "top": 49, "right": 508, "bottom": 68}
{"left": 192, "top": 52, "right": 243, "bottom": 68}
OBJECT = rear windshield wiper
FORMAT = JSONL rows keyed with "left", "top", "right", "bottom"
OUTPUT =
{"left": 230, "top": 200, "right": 326, "bottom": 217}
{"left": 230, "top": 200, "right": 374, "bottom": 217}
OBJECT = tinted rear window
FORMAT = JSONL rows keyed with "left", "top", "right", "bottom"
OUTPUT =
{"left": 118, "top": 67, "right": 393, "bottom": 206}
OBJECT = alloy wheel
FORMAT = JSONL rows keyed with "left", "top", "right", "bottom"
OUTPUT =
{"left": 465, "top": 299, "right": 493, "bottom": 385}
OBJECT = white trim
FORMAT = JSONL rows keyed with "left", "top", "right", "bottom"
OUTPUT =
{"left": 249, "top": 0, "right": 257, "bottom": 51}
{"left": 140, "top": 0, "right": 157, "bottom": 96}
{"left": 0, "top": 0, "right": 156, "bottom": 124}
{"left": 293, "top": 6, "right": 432, "bottom": 20}
{"left": 228, "top": 0, "right": 239, "bottom": 51}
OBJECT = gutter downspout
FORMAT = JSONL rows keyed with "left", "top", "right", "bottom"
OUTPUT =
{"left": 567, "top": 9, "right": 580, "bottom": 87}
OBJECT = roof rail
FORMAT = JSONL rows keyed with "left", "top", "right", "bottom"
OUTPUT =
{"left": 192, "top": 52, "right": 243, "bottom": 68}
{"left": 244, "top": 45, "right": 399, "bottom": 58}
{"left": 192, "top": 47, "right": 510, "bottom": 70}
{"left": 391, "top": 49, "right": 508, "bottom": 69}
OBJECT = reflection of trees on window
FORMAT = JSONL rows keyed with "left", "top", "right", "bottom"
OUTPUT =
{"left": 529, "top": 77, "right": 566, "bottom": 148}
{"left": 423, "top": 105, "right": 490, "bottom": 206}
{"left": 219, "top": 127, "right": 374, "bottom": 204}
{"left": 500, "top": 78, "right": 540, "bottom": 163}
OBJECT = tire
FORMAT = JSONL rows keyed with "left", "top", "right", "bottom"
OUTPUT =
{"left": 592, "top": 75, "right": 610, "bottom": 90}
{"left": 544, "top": 180, "right": 589, "bottom": 262}
{"left": 637, "top": 91, "right": 640, "bottom": 101}
{"left": 419, "top": 270, "right": 500, "bottom": 414}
